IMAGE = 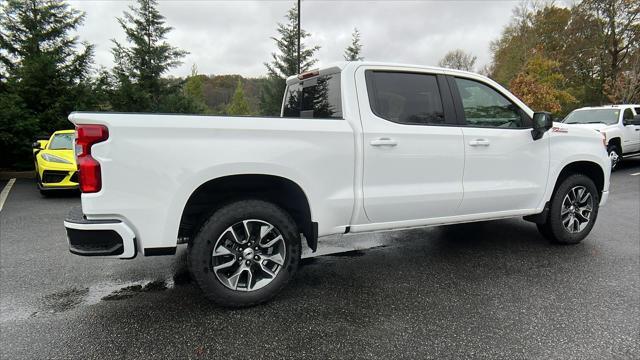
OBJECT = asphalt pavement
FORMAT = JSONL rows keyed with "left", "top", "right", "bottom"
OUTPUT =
{"left": 1, "top": 160, "right": 639, "bottom": 359}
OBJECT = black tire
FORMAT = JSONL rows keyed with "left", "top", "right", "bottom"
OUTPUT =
{"left": 537, "top": 174, "right": 600, "bottom": 244}
{"left": 188, "top": 199, "right": 301, "bottom": 307}
{"left": 607, "top": 144, "right": 622, "bottom": 171}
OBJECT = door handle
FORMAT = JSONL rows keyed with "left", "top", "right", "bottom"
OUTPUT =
{"left": 370, "top": 137, "right": 398, "bottom": 147}
{"left": 469, "top": 139, "right": 490, "bottom": 146}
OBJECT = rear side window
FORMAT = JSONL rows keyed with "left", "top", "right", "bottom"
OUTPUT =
{"left": 283, "top": 73, "right": 342, "bottom": 119}
{"left": 365, "top": 71, "right": 445, "bottom": 125}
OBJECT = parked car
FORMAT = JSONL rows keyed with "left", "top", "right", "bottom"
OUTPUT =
{"left": 32, "top": 130, "right": 78, "bottom": 194}
{"left": 64, "top": 62, "right": 610, "bottom": 307}
{"left": 563, "top": 105, "right": 640, "bottom": 170}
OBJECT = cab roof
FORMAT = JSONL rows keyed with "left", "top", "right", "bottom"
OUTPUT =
{"left": 52, "top": 129, "right": 75, "bottom": 135}
{"left": 286, "top": 61, "right": 482, "bottom": 85}
{"left": 573, "top": 104, "right": 640, "bottom": 111}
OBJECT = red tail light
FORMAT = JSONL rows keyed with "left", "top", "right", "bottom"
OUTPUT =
{"left": 75, "top": 125, "right": 109, "bottom": 193}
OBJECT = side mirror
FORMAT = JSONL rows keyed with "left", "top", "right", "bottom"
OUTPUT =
{"left": 531, "top": 112, "right": 553, "bottom": 140}
{"left": 32, "top": 141, "right": 42, "bottom": 150}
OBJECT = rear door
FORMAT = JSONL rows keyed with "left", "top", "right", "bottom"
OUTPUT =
{"left": 357, "top": 67, "right": 465, "bottom": 223}
{"left": 449, "top": 76, "right": 550, "bottom": 215}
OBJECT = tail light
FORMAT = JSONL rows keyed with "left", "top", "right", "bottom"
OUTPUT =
{"left": 75, "top": 125, "right": 109, "bottom": 193}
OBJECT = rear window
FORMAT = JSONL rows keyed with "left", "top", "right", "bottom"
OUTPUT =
{"left": 365, "top": 71, "right": 445, "bottom": 125}
{"left": 283, "top": 73, "right": 342, "bottom": 119}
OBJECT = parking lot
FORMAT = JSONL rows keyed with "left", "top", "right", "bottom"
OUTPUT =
{"left": 0, "top": 160, "right": 638, "bottom": 359}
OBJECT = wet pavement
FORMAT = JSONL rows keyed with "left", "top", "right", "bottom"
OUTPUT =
{"left": 1, "top": 159, "right": 639, "bottom": 359}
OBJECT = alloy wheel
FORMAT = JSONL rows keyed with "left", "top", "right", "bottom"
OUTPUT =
{"left": 561, "top": 186, "right": 593, "bottom": 233}
{"left": 609, "top": 150, "right": 620, "bottom": 169}
{"left": 211, "top": 219, "right": 286, "bottom": 292}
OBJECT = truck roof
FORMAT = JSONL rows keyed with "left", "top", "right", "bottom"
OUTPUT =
{"left": 286, "top": 61, "right": 483, "bottom": 85}
{"left": 572, "top": 104, "right": 640, "bottom": 111}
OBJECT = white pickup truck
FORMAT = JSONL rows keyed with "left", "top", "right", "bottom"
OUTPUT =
{"left": 64, "top": 62, "right": 611, "bottom": 307}
{"left": 562, "top": 105, "right": 640, "bottom": 170}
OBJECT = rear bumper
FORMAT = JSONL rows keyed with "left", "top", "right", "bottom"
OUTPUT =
{"left": 64, "top": 207, "right": 136, "bottom": 259}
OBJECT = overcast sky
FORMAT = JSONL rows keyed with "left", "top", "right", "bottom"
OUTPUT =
{"left": 69, "top": 0, "right": 526, "bottom": 78}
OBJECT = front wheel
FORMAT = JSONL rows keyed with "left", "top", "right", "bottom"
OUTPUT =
{"left": 537, "top": 174, "right": 600, "bottom": 244}
{"left": 188, "top": 199, "right": 301, "bottom": 307}
{"left": 607, "top": 144, "right": 622, "bottom": 171}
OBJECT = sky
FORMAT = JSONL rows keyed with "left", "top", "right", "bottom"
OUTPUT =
{"left": 69, "top": 0, "right": 526, "bottom": 78}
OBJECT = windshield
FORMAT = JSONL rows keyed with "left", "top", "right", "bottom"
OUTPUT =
{"left": 48, "top": 133, "right": 74, "bottom": 150}
{"left": 563, "top": 109, "right": 620, "bottom": 125}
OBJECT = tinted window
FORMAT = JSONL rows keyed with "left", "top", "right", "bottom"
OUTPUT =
{"left": 455, "top": 77, "right": 529, "bottom": 128}
{"left": 366, "top": 71, "right": 445, "bottom": 125}
{"left": 283, "top": 73, "right": 342, "bottom": 119}
{"left": 634, "top": 107, "right": 640, "bottom": 115}
{"left": 623, "top": 108, "right": 634, "bottom": 120}
{"left": 48, "top": 133, "right": 74, "bottom": 150}
{"left": 563, "top": 109, "right": 620, "bottom": 125}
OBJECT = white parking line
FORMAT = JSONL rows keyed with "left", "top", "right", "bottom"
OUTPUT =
{"left": 631, "top": 172, "right": 640, "bottom": 176}
{"left": 0, "top": 178, "right": 16, "bottom": 212}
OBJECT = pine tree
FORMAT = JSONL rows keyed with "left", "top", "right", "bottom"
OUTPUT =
{"left": 344, "top": 28, "right": 364, "bottom": 61}
{"left": 110, "top": 0, "right": 190, "bottom": 112}
{"left": 260, "top": 3, "right": 320, "bottom": 115}
{"left": 0, "top": 0, "right": 93, "bottom": 168}
{"left": 183, "top": 64, "right": 208, "bottom": 112}
{"left": 226, "top": 80, "right": 251, "bottom": 115}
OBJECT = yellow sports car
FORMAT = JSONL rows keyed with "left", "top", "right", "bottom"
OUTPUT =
{"left": 32, "top": 130, "right": 78, "bottom": 193}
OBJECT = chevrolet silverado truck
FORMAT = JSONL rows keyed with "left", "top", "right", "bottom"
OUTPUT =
{"left": 562, "top": 105, "right": 640, "bottom": 170}
{"left": 64, "top": 62, "right": 611, "bottom": 307}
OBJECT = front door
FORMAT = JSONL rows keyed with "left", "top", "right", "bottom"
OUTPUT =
{"left": 450, "top": 76, "right": 550, "bottom": 215}
{"left": 622, "top": 108, "right": 640, "bottom": 153}
{"left": 358, "top": 68, "right": 465, "bottom": 223}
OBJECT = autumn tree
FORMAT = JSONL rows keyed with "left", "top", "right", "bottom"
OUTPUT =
{"left": 260, "top": 4, "right": 320, "bottom": 115}
{"left": 344, "top": 28, "right": 364, "bottom": 61}
{"left": 509, "top": 52, "right": 576, "bottom": 114}
{"left": 438, "top": 49, "right": 477, "bottom": 71}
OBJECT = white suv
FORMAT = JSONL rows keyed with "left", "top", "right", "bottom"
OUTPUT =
{"left": 563, "top": 105, "right": 640, "bottom": 169}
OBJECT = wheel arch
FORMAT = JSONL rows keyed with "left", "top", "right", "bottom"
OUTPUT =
{"left": 552, "top": 161, "right": 605, "bottom": 199}
{"left": 178, "top": 174, "right": 317, "bottom": 251}
{"left": 607, "top": 136, "right": 622, "bottom": 150}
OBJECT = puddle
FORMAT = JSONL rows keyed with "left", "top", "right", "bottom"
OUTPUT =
{"left": 102, "top": 280, "right": 167, "bottom": 301}
{"left": 326, "top": 249, "right": 367, "bottom": 257}
{"left": 42, "top": 287, "right": 89, "bottom": 313}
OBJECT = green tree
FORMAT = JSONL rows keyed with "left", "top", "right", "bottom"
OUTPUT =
{"left": 0, "top": 0, "right": 93, "bottom": 168}
{"left": 438, "top": 49, "right": 477, "bottom": 71}
{"left": 183, "top": 64, "right": 208, "bottom": 113}
{"left": 226, "top": 80, "right": 250, "bottom": 115}
{"left": 344, "top": 28, "right": 364, "bottom": 61}
{"left": 109, "top": 0, "right": 194, "bottom": 112}
{"left": 261, "top": 3, "right": 320, "bottom": 115}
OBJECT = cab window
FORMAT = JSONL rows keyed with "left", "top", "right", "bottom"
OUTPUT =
{"left": 623, "top": 108, "right": 634, "bottom": 122}
{"left": 454, "top": 77, "right": 530, "bottom": 128}
{"left": 365, "top": 71, "right": 446, "bottom": 125}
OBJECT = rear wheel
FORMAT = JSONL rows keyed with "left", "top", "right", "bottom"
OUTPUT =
{"left": 188, "top": 199, "right": 301, "bottom": 307}
{"left": 607, "top": 144, "right": 622, "bottom": 171}
{"left": 537, "top": 174, "right": 599, "bottom": 244}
